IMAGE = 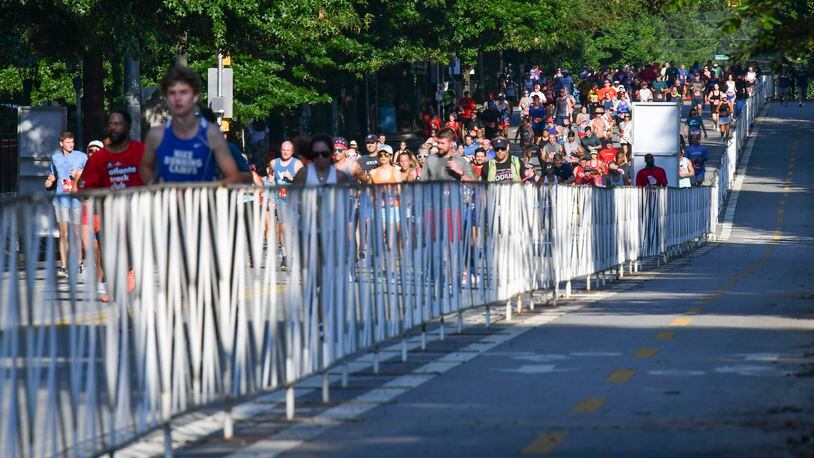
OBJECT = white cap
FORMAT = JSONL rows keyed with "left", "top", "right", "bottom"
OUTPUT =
{"left": 87, "top": 140, "right": 104, "bottom": 149}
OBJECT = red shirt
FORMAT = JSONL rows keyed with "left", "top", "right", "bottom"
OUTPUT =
{"left": 598, "top": 147, "right": 618, "bottom": 165}
{"left": 460, "top": 97, "right": 476, "bottom": 119}
{"left": 80, "top": 141, "right": 145, "bottom": 190}
{"left": 574, "top": 166, "right": 595, "bottom": 185}
{"left": 635, "top": 166, "right": 668, "bottom": 187}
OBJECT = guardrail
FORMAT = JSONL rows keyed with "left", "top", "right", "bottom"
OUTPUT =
{"left": 711, "top": 75, "right": 773, "bottom": 224}
{"left": 1, "top": 180, "right": 716, "bottom": 456}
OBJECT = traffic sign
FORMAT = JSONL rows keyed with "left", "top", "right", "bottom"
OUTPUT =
{"left": 715, "top": 54, "right": 730, "bottom": 61}
{"left": 207, "top": 67, "right": 233, "bottom": 118}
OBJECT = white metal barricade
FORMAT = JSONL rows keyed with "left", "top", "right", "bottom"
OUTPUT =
{"left": 0, "top": 140, "right": 758, "bottom": 456}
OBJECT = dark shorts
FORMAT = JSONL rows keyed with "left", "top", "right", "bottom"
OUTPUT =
{"left": 555, "top": 116, "right": 568, "bottom": 127}
{"left": 532, "top": 127, "right": 544, "bottom": 137}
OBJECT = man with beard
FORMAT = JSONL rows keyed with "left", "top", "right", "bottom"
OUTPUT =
{"left": 471, "top": 148, "right": 487, "bottom": 178}
{"left": 79, "top": 110, "right": 145, "bottom": 301}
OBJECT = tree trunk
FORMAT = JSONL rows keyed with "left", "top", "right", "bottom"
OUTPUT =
{"left": 82, "top": 50, "right": 106, "bottom": 143}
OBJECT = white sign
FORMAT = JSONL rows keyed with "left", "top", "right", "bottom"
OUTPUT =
{"left": 631, "top": 102, "right": 681, "bottom": 155}
{"left": 632, "top": 102, "right": 681, "bottom": 187}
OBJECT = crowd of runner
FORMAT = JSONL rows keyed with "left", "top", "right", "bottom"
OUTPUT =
{"left": 42, "top": 62, "right": 803, "bottom": 296}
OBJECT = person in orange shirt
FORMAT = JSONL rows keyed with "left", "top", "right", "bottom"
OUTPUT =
{"left": 597, "top": 80, "right": 618, "bottom": 100}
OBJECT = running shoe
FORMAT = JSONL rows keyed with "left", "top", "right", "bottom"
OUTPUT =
{"left": 57, "top": 267, "right": 69, "bottom": 278}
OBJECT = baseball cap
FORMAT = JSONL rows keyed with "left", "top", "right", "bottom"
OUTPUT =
{"left": 492, "top": 137, "right": 509, "bottom": 149}
{"left": 334, "top": 137, "right": 348, "bottom": 149}
{"left": 87, "top": 140, "right": 104, "bottom": 149}
{"left": 349, "top": 140, "right": 358, "bottom": 148}
{"left": 377, "top": 144, "right": 394, "bottom": 155}
{"left": 546, "top": 117, "right": 554, "bottom": 122}
{"left": 365, "top": 134, "right": 379, "bottom": 143}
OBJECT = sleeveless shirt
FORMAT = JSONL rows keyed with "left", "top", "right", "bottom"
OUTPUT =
{"left": 156, "top": 118, "right": 214, "bottom": 182}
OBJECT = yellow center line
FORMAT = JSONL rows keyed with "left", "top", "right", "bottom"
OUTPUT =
{"left": 656, "top": 331, "right": 675, "bottom": 340}
{"left": 571, "top": 397, "right": 606, "bottom": 413}
{"left": 686, "top": 307, "right": 703, "bottom": 315}
{"left": 670, "top": 317, "right": 692, "bottom": 326}
{"left": 607, "top": 369, "right": 635, "bottom": 383}
{"left": 777, "top": 217, "right": 784, "bottom": 223}
{"left": 635, "top": 348, "right": 659, "bottom": 359}
{"left": 777, "top": 208, "right": 784, "bottom": 214}
{"left": 778, "top": 200, "right": 785, "bottom": 206}
{"left": 522, "top": 432, "right": 568, "bottom": 455}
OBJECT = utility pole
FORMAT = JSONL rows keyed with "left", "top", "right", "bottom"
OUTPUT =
{"left": 124, "top": 53, "right": 142, "bottom": 140}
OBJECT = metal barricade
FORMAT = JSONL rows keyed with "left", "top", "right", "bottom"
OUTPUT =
{"left": 0, "top": 170, "right": 749, "bottom": 456}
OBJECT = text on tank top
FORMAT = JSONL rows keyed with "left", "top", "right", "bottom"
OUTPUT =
{"left": 156, "top": 118, "right": 214, "bottom": 182}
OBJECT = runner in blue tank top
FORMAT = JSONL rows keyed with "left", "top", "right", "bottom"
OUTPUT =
{"left": 140, "top": 66, "right": 243, "bottom": 184}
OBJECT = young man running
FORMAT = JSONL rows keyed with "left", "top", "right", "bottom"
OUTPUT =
{"left": 45, "top": 131, "right": 87, "bottom": 278}
{"left": 140, "top": 66, "right": 242, "bottom": 184}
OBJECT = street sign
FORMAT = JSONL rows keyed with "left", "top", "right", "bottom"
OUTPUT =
{"left": 715, "top": 54, "right": 730, "bottom": 61}
{"left": 207, "top": 67, "right": 233, "bottom": 118}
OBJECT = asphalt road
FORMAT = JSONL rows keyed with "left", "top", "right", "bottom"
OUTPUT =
{"left": 172, "top": 101, "right": 814, "bottom": 457}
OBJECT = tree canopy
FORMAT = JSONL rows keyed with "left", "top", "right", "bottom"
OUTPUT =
{"left": 0, "top": 0, "right": 766, "bottom": 122}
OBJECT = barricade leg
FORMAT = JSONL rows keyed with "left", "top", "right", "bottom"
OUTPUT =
{"left": 457, "top": 311, "right": 463, "bottom": 333}
{"left": 164, "top": 423, "right": 173, "bottom": 458}
{"left": 341, "top": 363, "right": 349, "bottom": 388}
{"left": 373, "top": 347, "right": 380, "bottom": 374}
{"left": 618, "top": 265, "right": 624, "bottom": 279}
{"left": 401, "top": 339, "right": 408, "bottom": 362}
{"left": 439, "top": 316, "right": 445, "bottom": 341}
{"left": 506, "top": 298, "right": 512, "bottom": 322}
{"left": 286, "top": 385, "right": 295, "bottom": 420}
{"left": 516, "top": 295, "right": 522, "bottom": 314}
{"left": 586, "top": 275, "right": 591, "bottom": 291}
{"left": 485, "top": 304, "right": 491, "bottom": 327}
{"left": 529, "top": 292, "right": 535, "bottom": 311}
{"left": 224, "top": 399, "right": 234, "bottom": 440}
{"left": 322, "top": 370, "right": 330, "bottom": 403}
{"left": 421, "top": 323, "right": 427, "bottom": 350}
{"left": 565, "top": 281, "right": 572, "bottom": 298}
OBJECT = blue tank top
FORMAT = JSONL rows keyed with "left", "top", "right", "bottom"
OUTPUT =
{"left": 272, "top": 158, "right": 298, "bottom": 186}
{"left": 156, "top": 118, "right": 215, "bottom": 182}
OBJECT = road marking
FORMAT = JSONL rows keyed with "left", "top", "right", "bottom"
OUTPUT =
{"left": 778, "top": 200, "right": 785, "bottom": 206}
{"left": 777, "top": 217, "right": 784, "bottom": 223}
{"left": 718, "top": 112, "right": 763, "bottom": 242}
{"left": 522, "top": 432, "right": 568, "bottom": 455}
{"left": 670, "top": 317, "right": 692, "bottom": 326}
{"left": 686, "top": 307, "right": 703, "bottom": 315}
{"left": 656, "top": 332, "right": 675, "bottom": 340}
{"left": 635, "top": 348, "right": 659, "bottom": 359}
{"left": 571, "top": 397, "right": 606, "bottom": 413}
{"left": 777, "top": 208, "right": 784, "bottom": 214}
{"left": 607, "top": 369, "right": 635, "bottom": 383}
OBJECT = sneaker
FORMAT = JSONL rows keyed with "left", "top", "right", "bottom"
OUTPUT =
{"left": 98, "top": 282, "right": 109, "bottom": 303}
{"left": 280, "top": 256, "right": 288, "bottom": 271}
{"left": 57, "top": 267, "right": 69, "bottom": 278}
{"left": 78, "top": 262, "right": 85, "bottom": 277}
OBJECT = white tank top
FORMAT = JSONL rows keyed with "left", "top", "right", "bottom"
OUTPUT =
{"left": 305, "top": 163, "right": 337, "bottom": 185}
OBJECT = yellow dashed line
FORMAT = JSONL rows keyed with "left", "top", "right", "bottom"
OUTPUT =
{"left": 635, "top": 348, "right": 659, "bottom": 359}
{"left": 671, "top": 317, "right": 692, "bottom": 326}
{"left": 656, "top": 332, "right": 675, "bottom": 340}
{"left": 686, "top": 307, "right": 703, "bottom": 315}
{"left": 607, "top": 369, "right": 635, "bottom": 383}
{"left": 777, "top": 208, "right": 784, "bottom": 214}
{"left": 522, "top": 432, "right": 568, "bottom": 455}
{"left": 571, "top": 397, "right": 606, "bottom": 413}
